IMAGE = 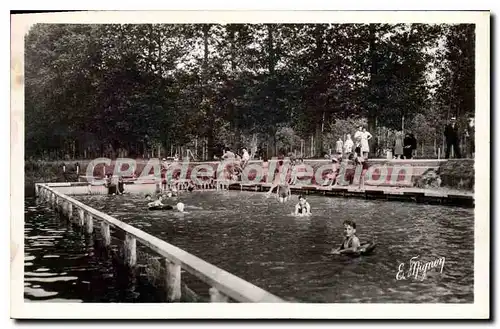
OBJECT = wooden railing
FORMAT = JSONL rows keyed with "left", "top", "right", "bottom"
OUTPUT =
{"left": 35, "top": 183, "right": 284, "bottom": 303}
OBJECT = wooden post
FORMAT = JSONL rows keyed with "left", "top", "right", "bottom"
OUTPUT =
{"left": 311, "top": 135, "right": 314, "bottom": 157}
{"left": 85, "top": 213, "right": 93, "bottom": 234}
{"left": 438, "top": 147, "right": 441, "bottom": 160}
{"left": 101, "top": 221, "right": 111, "bottom": 247}
{"left": 78, "top": 209, "right": 85, "bottom": 226}
{"left": 209, "top": 287, "right": 229, "bottom": 302}
{"left": 124, "top": 233, "right": 137, "bottom": 268}
{"left": 67, "top": 203, "right": 73, "bottom": 220}
{"left": 165, "top": 259, "right": 181, "bottom": 301}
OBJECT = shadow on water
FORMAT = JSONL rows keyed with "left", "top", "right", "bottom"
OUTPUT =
{"left": 65, "top": 190, "right": 475, "bottom": 303}
{"left": 24, "top": 197, "right": 167, "bottom": 303}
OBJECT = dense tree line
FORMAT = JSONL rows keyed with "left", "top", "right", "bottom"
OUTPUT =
{"left": 25, "top": 23, "right": 475, "bottom": 160}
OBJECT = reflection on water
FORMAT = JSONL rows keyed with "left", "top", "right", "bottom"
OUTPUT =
{"left": 24, "top": 198, "right": 165, "bottom": 303}
{"left": 26, "top": 190, "right": 474, "bottom": 303}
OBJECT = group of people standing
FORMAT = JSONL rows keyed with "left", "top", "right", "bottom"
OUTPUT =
{"left": 334, "top": 126, "right": 418, "bottom": 160}
{"left": 335, "top": 126, "right": 373, "bottom": 159}
{"left": 392, "top": 131, "right": 417, "bottom": 160}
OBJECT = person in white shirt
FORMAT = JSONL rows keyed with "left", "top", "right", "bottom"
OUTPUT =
{"left": 241, "top": 148, "right": 250, "bottom": 168}
{"left": 344, "top": 134, "right": 354, "bottom": 154}
{"left": 354, "top": 126, "right": 363, "bottom": 154}
{"left": 360, "top": 127, "right": 373, "bottom": 158}
{"left": 222, "top": 148, "right": 235, "bottom": 159}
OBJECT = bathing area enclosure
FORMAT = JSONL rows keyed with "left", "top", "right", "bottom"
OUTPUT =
{"left": 34, "top": 183, "right": 284, "bottom": 303}
{"left": 29, "top": 164, "right": 475, "bottom": 303}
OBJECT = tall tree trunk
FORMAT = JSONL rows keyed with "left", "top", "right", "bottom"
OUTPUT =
{"left": 367, "top": 25, "right": 378, "bottom": 151}
{"left": 267, "top": 24, "right": 277, "bottom": 130}
{"left": 202, "top": 24, "right": 215, "bottom": 160}
{"left": 228, "top": 25, "right": 240, "bottom": 150}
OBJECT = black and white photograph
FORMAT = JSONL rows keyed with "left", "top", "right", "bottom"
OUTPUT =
{"left": 10, "top": 10, "right": 490, "bottom": 319}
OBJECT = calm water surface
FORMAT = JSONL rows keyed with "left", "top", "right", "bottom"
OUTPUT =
{"left": 24, "top": 198, "right": 165, "bottom": 302}
{"left": 25, "top": 190, "right": 474, "bottom": 303}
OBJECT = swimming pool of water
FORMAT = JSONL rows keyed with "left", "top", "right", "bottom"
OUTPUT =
{"left": 66, "top": 190, "right": 474, "bottom": 303}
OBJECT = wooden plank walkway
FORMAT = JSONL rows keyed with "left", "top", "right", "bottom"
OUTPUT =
{"left": 227, "top": 182, "right": 474, "bottom": 207}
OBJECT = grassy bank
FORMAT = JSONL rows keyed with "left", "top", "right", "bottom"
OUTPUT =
{"left": 25, "top": 160, "right": 80, "bottom": 196}
{"left": 439, "top": 159, "right": 475, "bottom": 191}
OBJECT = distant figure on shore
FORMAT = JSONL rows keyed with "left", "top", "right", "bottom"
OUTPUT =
{"left": 360, "top": 127, "right": 372, "bottom": 158}
{"left": 242, "top": 148, "right": 250, "bottom": 168}
{"left": 117, "top": 176, "right": 125, "bottom": 194}
{"left": 354, "top": 126, "right": 363, "bottom": 154}
{"left": 344, "top": 134, "right": 354, "bottom": 154}
{"left": 323, "top": 157, "right": 340, "bottom": 186}
{"left": 222, "top": 148, "right": 235, "bottom": 160}
{"left": 335, "top": 138, "right": 344, "bottom": 156}
{"left": 403, "top": 132, "right": 417, "bottom": 159}
{"left": 444, "top": 117, "right": 461, "bottom": 159}
{"left": 394, "top": 131, "right": 404, "bottom": 159}
{"left": 354, "top": 152, "right": 369, "bottom": 189}
{"left": 465, "top": 116, "right": 475, "bottom": 158}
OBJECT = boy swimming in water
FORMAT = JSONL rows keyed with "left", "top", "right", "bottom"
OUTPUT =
{"left": 294, "top": 195, "right": 311, "bottom": 216}
{"left": 330, "top": 220, "right": 361, "bottom": 254}
{"left": 147, "top": 194, "right": 164, "bottom": 208}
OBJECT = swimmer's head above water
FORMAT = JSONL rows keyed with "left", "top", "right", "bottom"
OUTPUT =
{"left": 343, "top": 220, "right": 357, "bottom": 237}
{"left": 176, "top": 202, "right": 185, "bottom": 212}
{"left": 298, "top": 195, "right": 307, "bottom": 205}
{"left": 145, "top": 194, "right": 152, "bottom": 201}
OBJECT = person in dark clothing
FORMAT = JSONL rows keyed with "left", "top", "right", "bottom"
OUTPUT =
{"left": 403, "top": 132, "right": 417, "bottom": 159}
{"left": 117, "top": 176, "right": 125, "bottom": 194}
{"left": 444, "top": 117, "right": 461, "bottom": 159}
{"left": 465, "top": 117, "right": 475, "bottom": 158}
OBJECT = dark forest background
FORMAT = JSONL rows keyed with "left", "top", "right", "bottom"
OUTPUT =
{"left": 24, "top": 23, "right": 475, "bottom": 160}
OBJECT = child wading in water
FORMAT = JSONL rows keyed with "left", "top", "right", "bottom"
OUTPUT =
{"left": 294, "top": 195, "right": 311, "bottom": 216}
{"left": 330, "top": 220, "right": 363, "bottom": 254}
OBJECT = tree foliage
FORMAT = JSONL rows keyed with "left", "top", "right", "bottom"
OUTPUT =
{"left": 24, "top": 23, "right": 475, "bottom": 160}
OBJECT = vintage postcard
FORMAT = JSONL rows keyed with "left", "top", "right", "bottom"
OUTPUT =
{"left": 10, "top": 10, "right": 490, "bottom": 319}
